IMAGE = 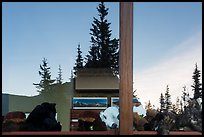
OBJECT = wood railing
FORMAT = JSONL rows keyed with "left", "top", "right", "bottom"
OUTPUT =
{"left": 2, "top": 130, "right": 202, "bottom": 135}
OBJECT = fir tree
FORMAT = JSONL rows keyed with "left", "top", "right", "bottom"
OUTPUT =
{"left": 33, "top": 58, "right": 55, "bottom": 94}
{"left": 181, "top": 86, "right": 188, "bottom": 108}
{"left": 56, "top": 65, "right": 63, "bottom": 84}
{"left": 145, "top": 100, "right": 153, "bottom": 110}
{"left": 70, "top": 69, "right": 74, "bottom": 81}
{"left": 175, "top": 97, "right": 181, "bottom": 114}
{"left": 165, "top": 85, "right": 172, "bottom": 111}
{"left": 85, "top": 46, "right": 99, "bottom": 68}
{"left": 191, "top": 63, "right": 202, "bottom": 100}
{"left": 85, "top": 2, "right": 119, "bottom": 74}
{"left": 74, "top": 43, "right": 84, "bottom": 75}
{"left": 172, "top": 104, "right": 176, "bottom": 113}
{"left": 180, "top": 99, "right": 183, "bottom": 112}
{"left": 160, "top": 93, "right": 165, "bottom": 112}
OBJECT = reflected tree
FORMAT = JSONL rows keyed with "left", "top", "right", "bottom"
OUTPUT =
{"left": 191, "top": 63, "right": 202, "bottom": 100}
{"left": 85, "top": 2, "right": 119, "bottom": 74}
{"left": 33, "top": 58, "right": 55, "bottom": 94}
{"left": 56, "top": 65, "right": 63, "bottom": 84}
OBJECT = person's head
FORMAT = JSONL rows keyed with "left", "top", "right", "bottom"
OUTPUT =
{"left": 133, "top": 98, "right": 141, "bottom": 107}
{"left": 112, "top": 100, "right": 119, "bottom": 106}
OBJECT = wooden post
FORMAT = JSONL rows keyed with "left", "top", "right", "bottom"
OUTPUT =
{"left": 119, "top": 2, "right": 133, "bottom": 135}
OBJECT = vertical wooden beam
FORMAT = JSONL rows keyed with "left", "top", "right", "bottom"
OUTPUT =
{"left": 119, "top": 2, "right": 133, "bottom": 135}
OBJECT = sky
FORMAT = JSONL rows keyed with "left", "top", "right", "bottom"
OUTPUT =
{"left": 2, "top": 2, "right": 202, "bottom": 108}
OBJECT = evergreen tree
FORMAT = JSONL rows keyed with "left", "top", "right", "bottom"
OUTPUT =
{"left": 191, "top": 63, "right": 202, "bottom": 100}
{"left": 165, "top": 85, "right": 172, "bottom": 111}
{"left": 70, "top": 69, "right": 74, "bottom": 81}
{"left": 74, "top": 44, "right": 84, "bottom": 75}
{"left": 56, "top": 65, "right": 63, "bottom": 84}
{"left": 110, "top": 38, "right": 119, "bottom": 74}
{"left": 145, "top": 100, "right": 153, "bottom": 110}
{"left": 175, "top": 97, "right": 181, "bottom": 114}
{"left": 85, "top": 2, "right": 119, "bottom": 74}
{"left": 33, "top": 58, "right": 55, "bottom": 94}
{"left": 181, "top": 86, "right": 188, "bottom": 108}
{"left": 85, "top": 46, "right": 99, "bottom": 68}
{"left": 180, "top": 99, "right": 183, "bottom": 112}
{"left": 160, "top": 93, "right": 165, "bottom": 112}
{"left": 133, "top": 89, "right": 137, "bottom": 96}
{"left": 172, "top": 104, "right": 176, "bottom": 113}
